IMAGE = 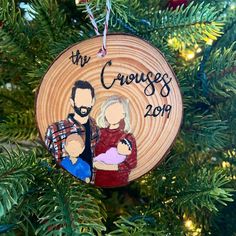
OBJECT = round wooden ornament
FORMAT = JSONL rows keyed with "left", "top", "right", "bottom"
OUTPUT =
{"left": 35, "top": 34, "right": 183, "bottom": 188}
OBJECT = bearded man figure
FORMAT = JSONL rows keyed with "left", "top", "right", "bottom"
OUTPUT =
{"left": 44, "top": 80, "right": 99, "bottom": 183}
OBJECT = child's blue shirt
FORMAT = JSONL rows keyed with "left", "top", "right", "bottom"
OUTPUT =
{"left": 61, "top": 156, "right": 91, "bottom": 182}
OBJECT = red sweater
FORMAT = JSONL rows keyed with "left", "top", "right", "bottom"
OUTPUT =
{"left": 94, "top": 127, "right": 137, "bottom": 188}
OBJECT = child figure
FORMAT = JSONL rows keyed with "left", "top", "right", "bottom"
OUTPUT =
{"left": 61, "top": 133, "right": 91, "bottom": 183}
{"left": 93, "top": 138, "right": 132, "bottom": 165}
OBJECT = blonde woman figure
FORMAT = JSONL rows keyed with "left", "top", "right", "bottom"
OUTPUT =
{"left": 93, "top": 96, "right": 137, "bottom": 188}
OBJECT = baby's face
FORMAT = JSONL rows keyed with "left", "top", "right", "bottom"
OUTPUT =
{"left": 117, "top": 141, "right": 131, "bottom": 156}
{"left": 65, "top": 138, "right": 84, "bottom": 157}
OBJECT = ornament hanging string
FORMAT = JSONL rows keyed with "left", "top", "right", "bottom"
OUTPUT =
{"left": 79, "top": 0, "right": 111, "bottom": 57}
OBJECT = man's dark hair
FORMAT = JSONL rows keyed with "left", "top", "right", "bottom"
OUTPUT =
{"left": 71, "top": 80, "right": 95, "bottom": 101}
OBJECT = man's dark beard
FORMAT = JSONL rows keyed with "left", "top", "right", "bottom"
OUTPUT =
{"left": 73, "top": 104, "right": 92, "bottom": 117}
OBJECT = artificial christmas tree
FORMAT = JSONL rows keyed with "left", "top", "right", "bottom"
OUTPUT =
{"left": 0, "top": 0, "right": 236, "bottom": 235}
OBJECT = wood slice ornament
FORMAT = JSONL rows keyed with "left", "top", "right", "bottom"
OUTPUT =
{"left": 35, "top": 34, "right": 183, "bottom": 188}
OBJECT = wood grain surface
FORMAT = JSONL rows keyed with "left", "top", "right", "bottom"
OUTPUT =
{"left": 35, "top": 34, "right": 183, "bottom": 182}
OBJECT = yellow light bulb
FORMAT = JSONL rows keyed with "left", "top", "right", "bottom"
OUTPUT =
{"left": 222, "top": 161, "right": 231, "bottom": 168}
{"left": 180, "top": 49, "right": 195, "bottom": 61}
{"left": 230, "top": 3, "right": 236, "bottom": 10}
{"left": 186, "top": 51, "right": 195, "bottom": 60}
{"left": 168, "top": 38, "right": 174, "bottom": 45}
{"left": 206, "top": 38, "right": 214, "bottom": 45}
{"left": 196, "top": 47, "right": 202, "bottom": 53}
{"left": 185, "top": 219, "right": 193, "bottom": 229}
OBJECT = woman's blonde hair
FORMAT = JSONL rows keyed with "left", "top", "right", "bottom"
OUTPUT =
{"left": 96, "top": 95, "right": 131, "bottom": 133}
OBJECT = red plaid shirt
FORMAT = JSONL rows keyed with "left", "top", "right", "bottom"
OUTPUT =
{"left": 94, "top": 127, "right": 137, "bottom": 188}
{"left": 44, "top": 113, "right": 99, "bottom": 164}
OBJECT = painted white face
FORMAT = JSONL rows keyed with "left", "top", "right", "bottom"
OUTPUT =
{"left": 105, "top": 102, "right": 125, "bottom": 125}
{"left": 65, "top": 140, "right": 84, "bottom": 157}
{"left": 73, "top": 89, "right": 94, "bottom": 107}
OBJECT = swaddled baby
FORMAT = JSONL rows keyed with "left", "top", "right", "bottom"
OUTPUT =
{"left": 93, "top": 138, "right": 132, "bottom": 164}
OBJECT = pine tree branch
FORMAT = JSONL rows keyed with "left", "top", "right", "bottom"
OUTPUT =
{"left": 208, "top": 65, "right": 236, "bottom": 80}
{"left": 0, "top": 110, "right": 38, "bottom": 142}
{"left": 206, "top": 43, "right": 236, "bottom": 98}
{"left": 0, "top": 0, "right": 34, "bottom": 60}
{"left": 0, "top": 87, "right": 33, "bottom": 111}
{"left": 182, "top": 112, "right": 230, "bottom": 151}
{"left": 0, "top": 145, "right": 37, "bottom": 221}
{"left": 107, "top": 215, "right": 165, "bottom": 236}
{"left": 137, "top": 2, "right": 224, "bottom": 50}
{"left": 173, "top": 169, "right": 234, "bottom": 214}
{"left": 30, "top": 0, "right": 68, "bottom": 42}
{"left": 35, "top": 173, "right": 106, "bottom": 235}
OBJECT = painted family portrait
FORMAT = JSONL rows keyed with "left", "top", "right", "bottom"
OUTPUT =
{"left": 44, "top": 80, "right": 137, "bottom": 188}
